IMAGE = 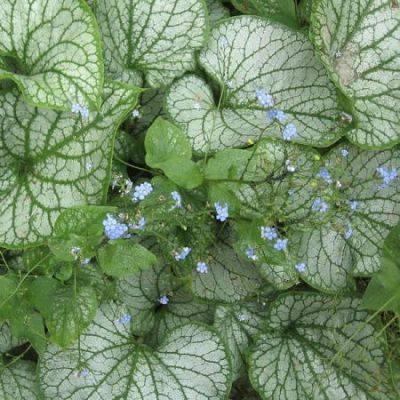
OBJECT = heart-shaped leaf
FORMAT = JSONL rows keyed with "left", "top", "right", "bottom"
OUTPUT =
{"left": 0, "top": 81, "right": 140, "bottom": 248}
{"left": 0, "top": 0, "right": 103, "bottom": 111}
{"left": 311, "top": 0, "right": 400, "bottom": 148}
{"left": 95, "top": 0, "right": 208, "bottom": 87}
{"left": 38, "top": 303, "right": 232, "bottom": 400}
{"left": 166, "top": 16, "right": 344, "bottom": 153}
{"left": 248, "top": 292, "right": 398, "bottom": 400}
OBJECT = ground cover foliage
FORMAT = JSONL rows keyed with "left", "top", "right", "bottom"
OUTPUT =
{"left": 0, "top": 0, "right": 399, "bottom": 399}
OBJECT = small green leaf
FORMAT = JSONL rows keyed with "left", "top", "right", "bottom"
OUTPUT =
{"left": 362, "top": 224, "right": 400, "bottom": 314}
{"left": 231, "top": 0, "right": 299, "bottom": 28}
{"left": 97, "top": 239, "right": 157, "bottom": 278}
{"left": 311, "top": 0, "right": 400, "bottom": 148}
{"left": 166, "top": 16, "right": 344, "bottom": 152}
{"left": 96, "top": 0, "right": 208, "bottom": 87}
{"left": 38, "top": 303, "right": 232, "bottom": 400}
{"left": 48, "top": 206, "right": 116, "bottom": 261}
{"left": 0, "top": 81, "right": 140, "bottom": 248}
{"left": 0, "top": 0, "right": 103, "bottom": 111}
{"left": 157, "top": 157, "right": 203, "bottom": 189}
{"left": 248, "top": 292, "right": 398, "bottom": 399}
{"left": 45, "top": 286, "right": 98, "bottom": 348}
{"left": 206, "top": 0, "right": 230, "bottom": 26}
{"left": 145, "top": 117, "right": 192, "bottom": 167}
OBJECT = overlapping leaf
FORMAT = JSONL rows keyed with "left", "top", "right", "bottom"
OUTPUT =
{"left": 311, "top": 0, "right": 400, "bottom": 148}
{"left": 248, "top": 292, "right": 397, "bottom": 400}
{"left": 231, "top": 0, "right": 299, "bottom": 28}
{"left": 96, "top": 0, "right": 208, "bottom": 87}
{"left": 0, "top": 0, "right": 103, "bottom": 111}
{"left": 206, "top": 0, "right": 230, "bottom": 25}
{"left": 214, "top": 302, "right": 267, "bottom": 379}
{"left": 166, "top": 16, "right": 344, "bottom": 153}
{"left": 0, "top": 323, "right": 39, "bottom": 400}
{"left": 0, "top": 81, "right": 140, "bottom": 248}
{"left": 289, "top": 145, "right": 400, "bottom": 292}
{"left": 39, "top": 303, "right": 232, "bottom": 400}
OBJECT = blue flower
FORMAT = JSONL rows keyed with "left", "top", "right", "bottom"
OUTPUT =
{"left": 196, "top": 261, "right": 209, "bottom": 274}
{"left": 214, "top": 202, "right": 229, "bottom": 222}
{"left": 71, "top": 103, "right": 89, "bottom": 119}
{"left": 267, "top": 109, "right": 286, "bottom": 122}
{"left": 295, "top": 262, "right": 306, "bottom": 273}
{"left": 256, "top": 89, "right": 274, "bottom": 107}
{"left": 159, "top": 295, "right": 169, "bottom": 305}
{"left": 261, "top": 226, "right": 278, "bottom": 240}
{"left": 171, "top": 191, "right": 182, "bottom": 208}
{"left": 81, "top": 257, "right": 91, "bottom": 265}
{"left": 312, "top": 198, "right": 329, "bottom": 213}
{"left": 129, "top": 216, "right": 146, "bottom": 230}
{"left": 349, "top": 200, "right": 358, "bottom": 212}
{"left": 77, "top": 368, "right": 90, "bottom": 378}
{"left": 316, "top": 168, "right": 332, "bottom": 184}
{"left": 341, "top": 149, "right": 349, "bottom": 157}
{"left": 282, "top": 123, "right": 297, "bottom": 141}
{"left": 103, "top": 214, "right": 129, "bottom": 240}
{"left": 117, "top": 314, "right": 132, "bottom": 325}
{"left": 377, "top": 166, "right": 398, "bottom": 188}
{"left": 245, "top": 246, "right": 258, "bottom": 261}
{"left": 344, "top": 225, "right": 353, "bottom": 240}
{"left": 274, "top": 238, "right": 288, "bottom": 251}
{"left": 175, "top": 247, "right": 191, "bottom": 261}
{"left": 132, "top": 182, "right": 153, "bottom": 202}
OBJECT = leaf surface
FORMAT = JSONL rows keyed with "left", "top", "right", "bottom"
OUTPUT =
{"left": 311, "top": 0, "right": 400, "bottom": 148}
{"left": 248, "top": 292, "right": 398, "bottom": 400}
{"left": 166, "top": 16, "right": 344, "bottom": 153}
{"left": 0, "top": 81, "right": 139, "bottom": 248}
{"left": 0, "top": 0, "right": 103, "bottom": 111}
{"left": 38, "top": 303, "right": 232, "bottom": 400}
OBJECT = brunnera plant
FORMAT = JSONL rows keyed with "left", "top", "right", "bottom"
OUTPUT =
{"left": 0, "top": 0, "right": 399, "bottom": 399}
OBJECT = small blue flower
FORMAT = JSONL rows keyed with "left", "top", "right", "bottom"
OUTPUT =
{"left": 245, "top": 246, "right": 258, "bottom": 261}
{"left": 132, "top": 182, "right": 153, "bottom": 202}
{"left": 282, "top": 123, "right": 297, "bottom": 141}
{"left": 377, "top": 166, "right": 398, "bottom": 189}
{"left": 159, "top": 295, "right": 169, "bottom": 305}
{"left": 341, "top": 149, "right": 349, "bottom": 157}
{"left": 344, "top": 225, "right": 353, "bottom": 240}
{"left": 316, "top": 168, "right": 332, "bottom": 184}
{"left": 130, "top": 217, "right": 146, "bottom": 230}
{"left": 312, "top": 198, "right": 329, "bottom": 213}
{"left": 349, "top": 200, "right": 358, "bottom": 212}
{"left": 132, "top": 109, "right": 141, "bottom": 118}
{"left": 175, "top": 247, "right": 191, "bottom": 261}
{"left": 196, "top": 261, "right": 209, "bottom": 274}
{"left": 256, "top": 89, "right": 274, "bottom": 107}
{"left": 295, "top": 262, "right": 306, "bottom": 273}
{"left": 274, "top": 238, "right": 288, "bottom": 251}
{"left": 117, "top": 314, "right": 132, "bottom": 325}
{"left": 267, "top": 109, "right": 286, "bottom": 122}
{"left": 81, "top": 258, "right": 91, "bottom": 265}
{"left": 171, "top": 191, "right": 182, "bottom": 208}
{"left": 103, "top": 214, "right": 129, "bottom": 240}
{"left": 214, "top": 202, "right": 229, "bottom": 222}
{"left": 71, "top": 103, "right": 89, "bottom": 119}
{"left": 261, "top": 226, "right": 278, "bottom": 240}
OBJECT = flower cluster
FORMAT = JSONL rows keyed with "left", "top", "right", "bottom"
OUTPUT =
{"left": 214, "top": 202, "right": 229, "bottom": 222}
{"left": 196, "top": 261, "right": 209, "bottom": 274}
{"left": 312, "top": 197, "right": 329, "bottom": 213}
{"left": 316, "top": 168, "right": 332, "bottom": 184}
{"left": 103, "top": 214, "right": 129, "bottom": 240}
{"left": 174, "top": 247, "right": 191, "bottom": 261}
{"left": 256, "top": 88, "right": 274, "bottom": 107}
{"left": 132, "top": 182, "right": 153, "bottom": 202}
{"left": 377, "top": 166, "right": 398, "bottom": 189}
